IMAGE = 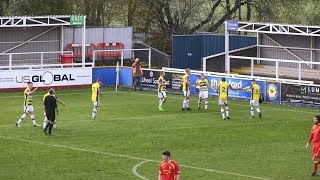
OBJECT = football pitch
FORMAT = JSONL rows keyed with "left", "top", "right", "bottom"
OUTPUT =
{"left": 0, "top": 87, "right": 318, "bottom": 179}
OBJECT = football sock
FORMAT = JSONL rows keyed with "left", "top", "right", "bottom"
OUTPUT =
{"left": 225, "top": 106, "right": 229, "bottom": 117}
{"left": 197, "top": 99, "right": 201, "bottom": 108}
{"left": 256, "top": 107, "right": 261, "bottom": 113}
{"left": 44, "top": 122, "right": 50, "bottom": 131}
{"left": 159, "top": 100, "right": 163, "bottom": 107}
{"left": 43, "top": 116, "right": 47, "bottom": 129}
{"left": 221, "top": 108, "right": 225, "bottom": 119}
{"left": 182, "top": 100, "right": 186, "bottom": 108}
{"left": 314, "top": 163, "right": 318, "bottom": 173}
{"left": 250, "top": 107, "right": 254, "bottom": 117}
{"left": 53, "top": 122, "right": 57, "bottom": 129}
{"left": 30, "top": 114, "right": 37, "bottom": 125}
{"left": 48, "top": 123, "right": 53, "bottom": 134}
{"left": 204, "top": 101, "right": 208, "bottom": 110}
{"left": 186, "top": 100, "right": 190, "bottom": 108}
{"left": 162, "top": 99, "right": 166, "bottom": 105}
{"left": 17, "top": 113, "right": 27, "bottom": 124}
{"left": 92, "top": 108, "right": 97, "bottom": 118}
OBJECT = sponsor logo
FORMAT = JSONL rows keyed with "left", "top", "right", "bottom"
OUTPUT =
{"left": 16, "top": 71, "right": 75, "bottom": 85}
{"left": 267, "top": 83, "right": 278, "bottom": 101}
{"left": 301, "top": 85, "right": 320, "bottom": 95}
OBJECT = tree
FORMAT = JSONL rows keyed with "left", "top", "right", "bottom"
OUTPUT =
{"left": 0, "top": 0, "right": 9, "bottom": 16}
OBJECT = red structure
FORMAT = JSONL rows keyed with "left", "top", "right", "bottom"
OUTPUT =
{"left": 96, "top": 42, "right": 125, "bottom": 58}
{"left": 64, "top": 43, "right": 96, "bottom": 59}
{"left": 64, "top": 42, "right": 125, "bottom": 60}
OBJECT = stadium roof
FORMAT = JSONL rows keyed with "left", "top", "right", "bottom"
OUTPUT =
{"left": 0, "top": 15, "right": 73, "bottom": 27}
{"left": 238, "top": 21, "right": 320, "bottom": 37}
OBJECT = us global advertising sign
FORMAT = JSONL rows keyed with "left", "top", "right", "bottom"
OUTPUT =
{"left": 189, "top": 74, "right": 266, "bottom": 100}
{"left": 0, "top": 68, "right": 92, "bottom": 89}
{"left": 281, "top": 83, "right": 320, "bottom": 105}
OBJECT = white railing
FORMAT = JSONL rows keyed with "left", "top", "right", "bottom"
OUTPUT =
{"left": 92, "top": 48, "right": 151, "bottom": 68}
{"left": 0, "top": 51, "right": 74, "bottom": 70}
{"left": 0, "top": 63, "right": 94, "bottom": 70}
{"left": 228, "top": 55, "right": 320, "bottom": 81}
{"left": 163, "top": 67, "right": 314, "bottom": 85}
{"left": 202, "top": 45, "right": 257, "bottom": 72}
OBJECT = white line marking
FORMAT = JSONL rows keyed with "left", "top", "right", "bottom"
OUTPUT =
{"left": 0, "top": 135, "right": 268, "bottom": 180}
{"left": 132, "top": 160, "right": 150, "bottom": 180}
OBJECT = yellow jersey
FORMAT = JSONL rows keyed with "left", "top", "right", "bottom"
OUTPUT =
{"left": 158, "top": 76, "right": 166, "bottom": 92}
{"left": 196, "top": 79, "right": 209, "bottom": 91}
{"left": 91, "top": 82, "right": 101, "bottom": 102}
{"left": 182, "top": 73, "right": 190, "bottom": 91}
{"left": 43, "top": 93, "right": 57, "bottom": 103}
{"left": 218, "top": 81, "right": 229, "bottom": 101}
{"left": 250, "top": 84, "right": 261, "bottom": 101}
{"left": 24, "top": 87, "right": 32, "bottom": 106}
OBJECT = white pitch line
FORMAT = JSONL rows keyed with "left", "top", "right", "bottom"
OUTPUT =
{"left": 132, "top": 160, "right": 150, "bottom": 180}
{"left": 0, "top": 135, "right": 268, "bottom": 180}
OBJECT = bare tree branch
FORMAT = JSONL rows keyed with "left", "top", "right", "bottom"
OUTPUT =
{"left": 188, "top": 0, "right": 222, "bottom": 34}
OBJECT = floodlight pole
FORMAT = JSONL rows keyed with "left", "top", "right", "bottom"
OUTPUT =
{"left": 82, "top": 16, "right": 86, "bottom": 67}
{"left": 224, "top": 21, "right": 230, "bottom": 73}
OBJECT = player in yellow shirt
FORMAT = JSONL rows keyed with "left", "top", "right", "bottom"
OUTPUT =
{"left": 16, "top": 82, "right": 41, "bottom": 127}
{"left": 240, "top": 79, "right": 262, "bottom": 118}
{"left": 182, "top": 68, "right": 191, "bottom": 111}
{"left": 196, "top": 73, "right": 214, "bottom": 111}
{"left": 92, "top": 79, "right": 103, "bottom": 119}
{"left": 217, "top": 77, "right": 236, "bottom": 120}
{"left": 158, "top": 71, "right": 168, "bottom": 111}
{"left": 43, "top": 87, "right": 65, "bottom": 129}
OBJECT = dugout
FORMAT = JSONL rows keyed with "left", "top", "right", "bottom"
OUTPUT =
{"left": 204, "top": 21, "right": 320, "bottom": 83}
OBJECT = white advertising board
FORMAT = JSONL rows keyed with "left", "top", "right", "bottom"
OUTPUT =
{"left": 0, "top": 67, "right": 92, "bottom": 89}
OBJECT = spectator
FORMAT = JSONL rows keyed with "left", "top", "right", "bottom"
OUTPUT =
{"left": 132, "top": 58, "right": 143, "bottom": 91}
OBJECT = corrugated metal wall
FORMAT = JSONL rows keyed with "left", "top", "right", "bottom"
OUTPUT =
{"left": 63, "top": 27, "right": 133, "bottom": 59}
{"left": 260, "top": 34, "right": 320, "bottom": 69}
{"left": 0, "top": 27, "right": 60, "bottom": 64}
{"left": 172, "top": 34, "right": 256, "bottom": 69}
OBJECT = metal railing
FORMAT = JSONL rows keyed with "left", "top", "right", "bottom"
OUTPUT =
{"left": 163, "top": 67, "right": 314, "bottom": 85}
{"left": 228, "top": 55, "right": 320, "bottom": 81}
{"left": 0, "top": 62, "right": 94, "bottom": 70}
{"left": 0, "top": 51, "right": 75, "bottom": 70}
{"left": 202, "top": 45, "right": 257, "bottom": 72}
{"left": 92, "top": 48, "right": 152, "bottom": 68}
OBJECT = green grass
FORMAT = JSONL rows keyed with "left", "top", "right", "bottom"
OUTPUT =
{"left": 0, "top": 87, "right": 319, "bottom": 180}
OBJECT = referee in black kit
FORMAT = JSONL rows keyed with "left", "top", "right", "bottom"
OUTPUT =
{"left": 43, "top": 88, "right": 58, "bottom": 136}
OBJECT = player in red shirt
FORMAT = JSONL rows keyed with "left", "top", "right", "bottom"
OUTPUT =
{"left": 158, "top": 151, "right": 180, "bottom": 180}
{"left": 306, "top": 116, "right": 320, "bottom": 176}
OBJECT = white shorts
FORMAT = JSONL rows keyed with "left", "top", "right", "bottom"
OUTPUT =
{"left": 218, "top": 100, "right": 228, "bottom": 106}
{"left": 93, "top": 101, "right": 100, "bottom": 106}
{"left": 158, "top": 91, "right": 167, "bottom": 99}
{"left": 24, "top": 105, "right": 34, "bottom": 113}
{"left": 199, "top": 91, "right": 208, "bottom": 99}
{"left": 183, "top": 90, "right": 190, "bottom": 97}
{"left": 250, "top": 100, "right": 259, "bottom": 107}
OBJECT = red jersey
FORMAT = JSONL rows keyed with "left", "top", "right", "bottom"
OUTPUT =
{"left": 308, "top": 125, "right": 320, "bottom": 144}
{"left": 159, "top": 160, "right": 180, "bottom": 180}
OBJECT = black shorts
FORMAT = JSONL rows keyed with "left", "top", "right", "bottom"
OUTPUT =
{"left": 46, "top": 111, "right": 56, "bottom": 122}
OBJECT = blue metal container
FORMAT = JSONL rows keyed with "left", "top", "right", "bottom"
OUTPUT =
{"left": 172, "top": 34, "right": 256, "bottom": 69}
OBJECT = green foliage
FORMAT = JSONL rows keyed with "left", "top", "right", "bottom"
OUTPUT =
{"left": 1, "top": 0, "right": 320, "bottom": 53}
{"left": 0, "top": 87, "right": 317, "bottom": 179}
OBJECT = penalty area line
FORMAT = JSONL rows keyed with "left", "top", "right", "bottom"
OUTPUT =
{"left": 132, "top": 160, "right": 150, "bottom": 180}
{"left": 0, "top": 135, "right": 268, "bottom": 180}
